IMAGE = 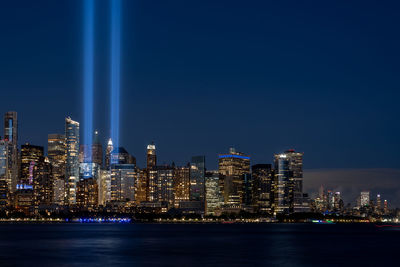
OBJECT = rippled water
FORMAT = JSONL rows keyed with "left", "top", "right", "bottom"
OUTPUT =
{"left": 0, "top": 223, "right": 398, "bottom": 266}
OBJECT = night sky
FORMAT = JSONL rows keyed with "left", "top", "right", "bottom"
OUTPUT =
{"left": 1, "top": 0, "right": 400, "bottom": 203}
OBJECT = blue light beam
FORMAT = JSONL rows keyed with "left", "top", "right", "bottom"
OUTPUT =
{"left": 111, "top": 0, "right": 121, "bottom": 149}
{"left": 83, "top": 0, "right": 95, "bottom": 162}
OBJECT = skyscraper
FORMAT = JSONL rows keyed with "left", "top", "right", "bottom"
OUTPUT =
{"left": 218, "top": 148, "right": 250, "bottom": 205}
{"left": 274, "top": 153, "right": 291, "bottom": 214}
{"left": 33, "top": 157, "right": 53, "bottom": 210}
{"left": 0, "top": 140, "right": 10, "bottom": 207}
{"left": 4, "top": 111, "right": 17, "bottom": 145}
{"left": 284, "top": 149, "right": 304, "bottom": 194}
{"left": 4, "top": 111, "right": 18, "bottom": 193}
{"left": 92, "top": 130, "right": 103, "bottom": 166}
{"left": 146, "top": 142, "right": 156, "bottom": 169}
{"left": 251, "top": 164, "right": 273, "bottom": 213}
{"left": 48, "top": 134, "right": 66, "bottom": 205}
{"left": 156, "top": 165, "right": 174, "bottom": 208}
{"left": 0, "top": 140, "right": 11, "bottom": 193}
{"left": 110, "top": 164, "right": 136, "bottom": 202}
{"left": 105, "top": 138, "right": 113, "bottom": 170}
{"left": 65, "top": 117, "right": 80, "bottom": 205}
{"left": 173, "top": 165, "right": 190, "bottom": 207}
{"left": 190, "top": 156, "right": 205, "bottom": 202}
{"left": 205, "top": 170, "right": 223, "bottom": 215}
{"left": 20, "top": 144, "right": 44, "bottom": 186}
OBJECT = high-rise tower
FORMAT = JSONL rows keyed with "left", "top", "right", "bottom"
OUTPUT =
{"left": 4, "top": 111, "right": 18, "bottom": 193}
{"left": 146, "top": 142, "right": 156, "bottom": 169}
{"left": 218, "top": 148, "right": 250, "bottom": 205}
{"left": 65, "top": 117, "right": 80, "bottom": 205}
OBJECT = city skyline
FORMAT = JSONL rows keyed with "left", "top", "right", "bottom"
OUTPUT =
{"left": 1, "top": 1, "right": 400, "bottom": 174}
{"left": 0, "top": 110, "right": 396, "bottom": 209}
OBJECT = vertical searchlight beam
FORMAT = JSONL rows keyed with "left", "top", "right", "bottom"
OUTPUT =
{"left": 111, "top": 0, "right": 121, "bottom": 149}
{"left": 83, "top": 0, "right": 94, "bottom": 162}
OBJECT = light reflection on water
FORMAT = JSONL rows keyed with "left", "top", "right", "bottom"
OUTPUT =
{"left": 0, "top": 224, "right": 398, "bottom": 266}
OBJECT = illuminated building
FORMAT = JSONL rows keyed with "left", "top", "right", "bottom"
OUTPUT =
{"left": 14, "top": 188, "right": 34, "bottom": 215}
{"left": 146, "top": 142, "right": 156, "bottom": 169}
{"left": 190, "top": 156, "right": 205, "bottom": 202}
{"left": 145, "top": 142, "right": 158, "bottom": 203}
{"left": 65, "top": 117, "right": 80, "bottom": 205}
{"left": 53, "top": 179, "right": 65, "bottom": 206}
{"left": 0, "top": 140, "right": 11, "bottom": 194}
{"left": 92, "top": 130, "right": 103, "bottom": 166}
{"left": 98, "top": 169, "right": 111, "bottom": 205}
{"left": 147, "top": 168, "right": 158, "bottom": 202}
{"left": 157, "top": 165, "right": 174, "bottom": 207}
{"left": 273, "top": 153, "right": 291, "bottom": 214}
{"left": 205, "top": 170, "right": 223, "bottom": 215}
{"left": 376, "top": 194, "right": 382, "bottom": 214}
{"left": 20, "top": 144, "right": 44, "bottom": 186}
{"left": 173, "top": 165, "right": 190, "bottom": 207}
{"left": 0, "top": 140, "right": 10, "bottom": 208}
{"left": 76, "top": 177, "right": 98, "bottom": 211}
{"left": 33, "top": 157, "right": 53, "bottom": 210}
{"left": 218, "top": 148, "right": 250, "bottom": 205}
{"left": 48, "top": 134, "right": 66, "bottom": 205}
{"left": 134, "top": 168, "right": 147, "bottom": 205}
{"left": 0, "top": 180, "right": 8, "bottom": 208}
{"left": 251, "top": 164, "right": 273, "bottom": 214}
{"left": 110, "top": 164, "right": 136, "bottom": 202}
{"left": 105, "top": 138, "right": 113, "bottom": 169}
{"left": 284, "top": 149, "right": 304, "bottom": 194}
{"left": 4, "top": 111, "right": 18, "bottom": 193}
{"left": 384, "top": 199, "right": 389, "bottom": 215}
{"left": 360, "top": 191, "right": 370, "bottom": 207}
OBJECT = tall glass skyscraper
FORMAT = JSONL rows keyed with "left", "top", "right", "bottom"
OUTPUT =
{"left": 274, "top": 154, "right": 291, "bottom": 214}
{"left": 4, "top": 111, "right": 18, "bottom": 193}
{"left": 65, "top": 117, "right": 80, "bottom": 205}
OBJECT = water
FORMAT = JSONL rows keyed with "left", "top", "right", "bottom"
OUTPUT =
{"left": 0, "top": 223, "right": 398, "bottom": 266}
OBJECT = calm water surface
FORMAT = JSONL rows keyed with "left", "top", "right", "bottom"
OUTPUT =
{"left": 0, "top": 223, "right": 398, "bottom": 266}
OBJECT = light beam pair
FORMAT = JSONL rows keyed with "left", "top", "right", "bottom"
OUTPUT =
{"left": 83, "top": 0, "right": 121, "bottom": 161}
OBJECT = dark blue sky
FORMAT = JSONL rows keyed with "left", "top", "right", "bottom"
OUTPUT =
{"left": 1, "top": 0, "right": 400, "bottom": 170}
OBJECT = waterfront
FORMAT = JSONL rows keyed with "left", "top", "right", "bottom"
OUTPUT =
{"left": 0, "top": 223, "right": 398, "bottom": 266}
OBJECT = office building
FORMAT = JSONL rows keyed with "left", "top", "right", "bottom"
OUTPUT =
{"left": 110, "top": 164, "right": 136, "bottom": 202}
{"left": 20, "top": 144, "right": 44, "bottom": 186}
{"left": 92, "top": 130, "right": 103, "bottom": 166}
{"left": 33, "top": 157, "right": 53, "bottom": 209}
{"left": 251, "top": 164, "right": 273, "bottom": 213}
{"left": 146, "top": 142, "right": 157, "bottom": 169}
{"left": 65, "top": 117, "right": 80, "bottom": 205}
{"left": 76, "top": 177, "right": 98, "bottom": 211}
{"left": 173, "top": 165, "right": 190, "bottom": 207}
{"left": 205, "top": 170, "right": 223, "bottom": 215}
{"left": 274, "top": 153, "right": 291, "bottom": 214}
{"left": 157, "top": 165, "right": 174, "bottom": 207}
{"left": 98, "top": 169, "right": 111, "bottom": 205}
{"left": 218, "top": 148, "right": 250, "bottom": 205}
{"left": 48, "top": 134, "right": 66, "bottom": 205}
{"left": 4, "top": 111, "right": 18, "bottom": 193}
{"left": 105, "top": 138, "right": 113, "bottom": 169}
